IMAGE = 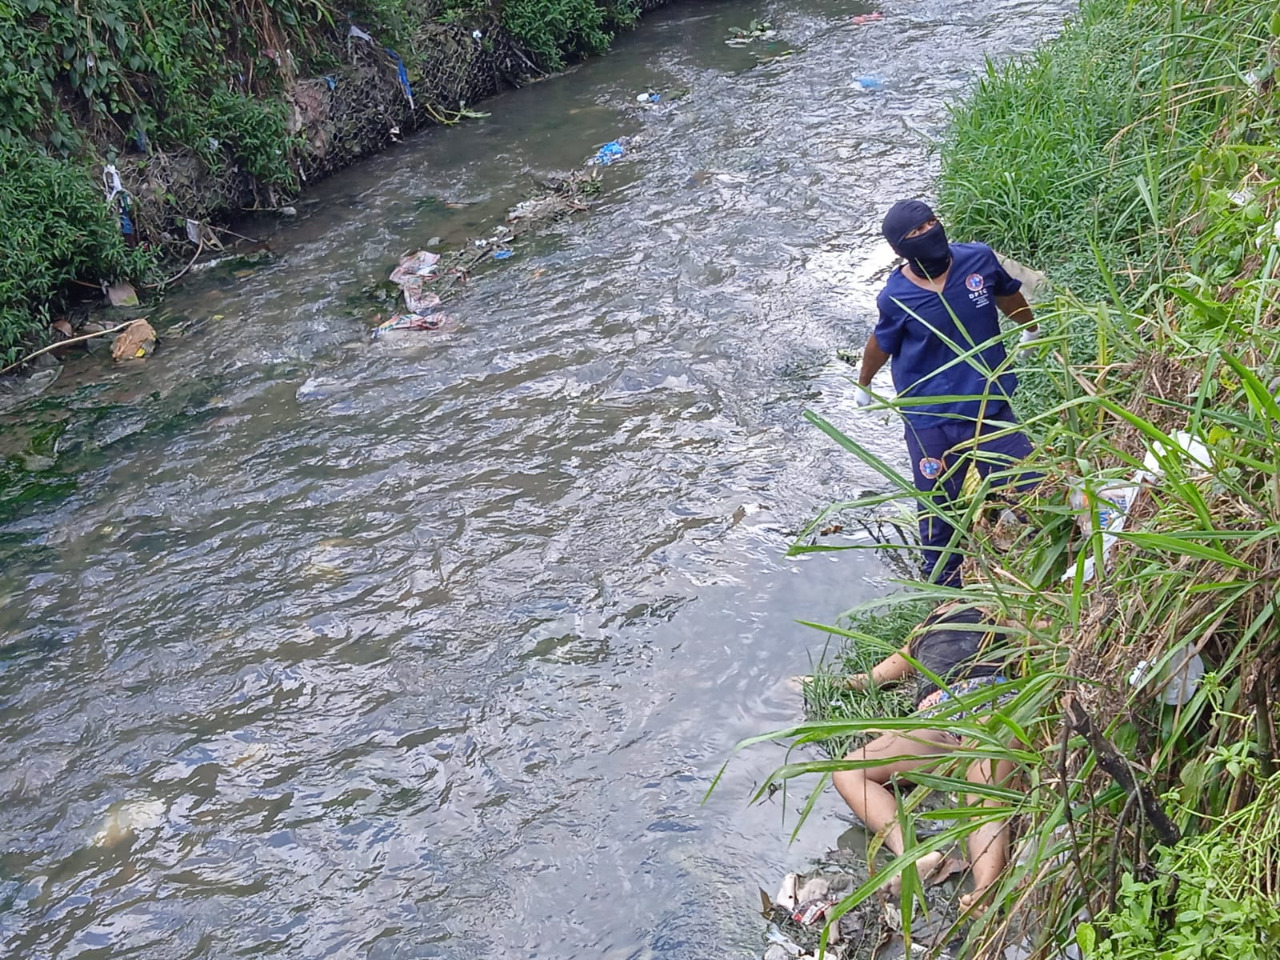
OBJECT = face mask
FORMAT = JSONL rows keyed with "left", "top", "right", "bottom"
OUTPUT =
{"left": 895, "top": 222, "right": 952, "bottom": 279}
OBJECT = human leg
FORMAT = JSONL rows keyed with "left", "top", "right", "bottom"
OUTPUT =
{"left": 970, "top": 403, "right": 1041, "bottom": 496}
{"left": 905, "top": 424, "right": 968, "bottom": 586}
{"left": 833, "top": 729, "right": 961, "bottom": 882}
{"left": 959, "top": 748, "right": 1017, "bottom": 912}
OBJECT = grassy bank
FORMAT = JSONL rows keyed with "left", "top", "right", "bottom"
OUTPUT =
{"left": 756, "top": 0, "right": 1280, "bottom": 957}
{"left": 0, "top": 0, "right": 641, "bottom": 366}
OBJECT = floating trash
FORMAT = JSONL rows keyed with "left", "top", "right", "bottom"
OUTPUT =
{"left": 851, "top": 11, "right": 884, "bottom": 24}
{"left": 635, "top": 91, "right": 661, "bottom": 103}
{"left": 587, "top": 140, "right": 626, "bottom": 166}
{"left": 492, "top": 249, "right": 513, "bottom": 260}
{"left": 389, "top": 251, "right": 441, "bottom": 312}
{"left": 855, "top": 74, "right": 884, "bottom": 91}
{"left": 111, "top": 318, "right": 157, "bottom": 361}
{"left": 372, "top": 313, "right": 450, "bottom": 338}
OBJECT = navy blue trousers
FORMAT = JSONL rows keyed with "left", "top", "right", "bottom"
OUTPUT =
{"left": 904, "top": 403, "right": 1039, "bottom": 586}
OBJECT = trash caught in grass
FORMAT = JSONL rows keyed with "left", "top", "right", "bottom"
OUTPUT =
{"left": 762, "top": 867, "right": 960, "bottom": 959}
{"left": 1064, "top": 476, "right": 1144, "bottom": 583}
{"left": 1063, "top": 426, "right": 1213, "bottom": 583}
{"left": 726, "top": 19, "right": 776, "bottom": 45}
{"left": 1129, "top": 642, "right": 1206, "bottom": 706}
{"left": 1142, "top": 429, "right": 1213, "bottom": 477}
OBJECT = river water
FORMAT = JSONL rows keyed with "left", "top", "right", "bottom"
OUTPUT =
{"left": 0, "top": 0, "right": 1070, "bottom": 956}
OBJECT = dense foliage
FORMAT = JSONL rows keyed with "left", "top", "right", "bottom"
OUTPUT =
{"left": 0, "top": 146, "right": 156, "bottom": 366}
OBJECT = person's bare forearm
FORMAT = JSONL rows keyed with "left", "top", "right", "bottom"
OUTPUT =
{"left": 842, "top": 647, "right": 914, "bottom": 690}
{"left": 859, "top": 333, "right": 890, "bottom": 387}
{"left": 995, "top": 292, "right": 1036, "bottom": 331}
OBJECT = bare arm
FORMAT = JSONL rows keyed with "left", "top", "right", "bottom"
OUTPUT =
{"left": 995, "top": 291, "right": 1037, "bottom": 334}
{"left": 838, "top": 643, "right": 915, "bottom": 691}
{"left": 858, "top": 333, "right": 890, "bottom": 387}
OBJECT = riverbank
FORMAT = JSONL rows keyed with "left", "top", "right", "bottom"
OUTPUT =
{"left": 0, "top": 0, "right": 663, "bottom": 367}
{"left": 774, "top": 0, "right": 1280, "bottom": 956}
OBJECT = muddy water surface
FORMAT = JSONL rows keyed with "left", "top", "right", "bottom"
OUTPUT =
{"left": 0, "top": 0, "right": 1071, "bottom": 956}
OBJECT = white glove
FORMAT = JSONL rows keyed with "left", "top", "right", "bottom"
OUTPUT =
{"left": 1018, "top": 327, "right": 1039, "bottom": 359}
{"left": 854, "top": 385, "right": 873, "bottom": 407}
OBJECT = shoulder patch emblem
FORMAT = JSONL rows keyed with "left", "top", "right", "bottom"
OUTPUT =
{"left": 965, "top": 273, "right": 985, "bottom": 292}
{"left": 919, "top": 457, "right": 944, "bottom": 480}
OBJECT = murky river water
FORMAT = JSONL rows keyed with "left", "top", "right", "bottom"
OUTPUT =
{"left": 1, "top": 0, "right": 1071, "bottom": 956}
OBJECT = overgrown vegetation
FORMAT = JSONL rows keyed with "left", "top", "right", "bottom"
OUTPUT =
{"left": 0, "top": 146, "right": 157, "bottom": 367}
{"left": 938, "top": 0, "right": 1280, "bottom": 424}
{"left": 0, "top": 0, "right": 640, "bottom": 366}
{"left": 799, "top": 600, "right": 929, "bottom": 759}
{"left": 746, "top": 0, "right": 1280, "bottom": 957}
{"left": 500, "top": 0, "right": 637, "bottom": 69}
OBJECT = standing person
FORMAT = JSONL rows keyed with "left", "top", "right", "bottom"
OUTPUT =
{"left": 855, "top": 200, "right": 1040, "bottom": 586}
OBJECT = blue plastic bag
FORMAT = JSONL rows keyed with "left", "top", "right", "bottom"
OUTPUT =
{"left": 588, "top": 141, "right": 626, "bottom": 166}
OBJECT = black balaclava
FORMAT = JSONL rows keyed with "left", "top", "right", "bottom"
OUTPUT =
{"left": 882, "top": 199, "right": 952, "bottom": 279}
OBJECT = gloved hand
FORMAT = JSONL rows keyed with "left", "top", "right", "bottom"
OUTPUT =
{"left": 1018, "top": 327, "right": 1040, "bottom": 359}
{"left": 854, "top": 385, "right": 874, "bottom": 407}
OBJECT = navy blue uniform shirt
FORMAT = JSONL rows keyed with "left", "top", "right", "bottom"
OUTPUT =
{"left": 874, "top": 242, "right": 1021, "bottom": 428}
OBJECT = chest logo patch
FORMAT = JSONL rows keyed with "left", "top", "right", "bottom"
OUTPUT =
{"left": 965, "top": 273, "right": 985, "bottom": 292}
{"left": 919, "top": 457, "right": 944, "bottom": 481}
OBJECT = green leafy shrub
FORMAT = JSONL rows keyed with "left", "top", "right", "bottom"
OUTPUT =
{"left": 0, "top": 0, "right": 321, "bottom": 183}
{"left": 499, "top": 0, "right": 636, "bottom": 69}
{"left": 1078, "top": 785, "right": 1280, "bottom": 959}
{"left": 0, "top": 146, "right": 156, "bottom": 366}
